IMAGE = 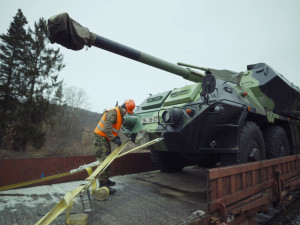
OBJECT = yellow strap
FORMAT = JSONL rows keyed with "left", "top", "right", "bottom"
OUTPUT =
{"left": 116, "top": 138, "right": 163, "bottom": 158}
{"left": 0, "top": 165, "right": 99, "bottom": 192}
{"left": 35, "top": 142, "right": 129, "bottom": 225}
{"left": 84, "top": 141, "right": 129, "bottom": 190}
{"left": 33, "top": 138, "right": 163, "bottom": 225}
{"left": 35, "top": 186, "right": 84, "bottom": 225}
{"left": 85, "top": 167, "right": 94, "bottom": 176}
{"left": 0, "top": 172, "right": 71, "bottom": 192}
{"left": 85, "top": 167, "right": 97, "bottom": 194}
{"left": 64, "top": 192, "right": 73, "bottom": 224}
{"left": 0, "top": 138, "right": 162, "bottom": 192}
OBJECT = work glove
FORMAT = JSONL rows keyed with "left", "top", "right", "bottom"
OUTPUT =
{"left": 112, "top": 136, "right": 122, "bottom": 146}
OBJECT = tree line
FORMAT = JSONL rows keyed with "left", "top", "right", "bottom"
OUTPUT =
{"left": 0, "top": 9, "right": 97, "bottom": 154}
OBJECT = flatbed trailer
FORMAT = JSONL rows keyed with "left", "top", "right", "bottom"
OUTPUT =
{"left": 0, "top": 153, "right": 300, "bottom": 225}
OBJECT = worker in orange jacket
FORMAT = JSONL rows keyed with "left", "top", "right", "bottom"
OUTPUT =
{"left": 94, "top": 99, "right": 135, "bottom": 194}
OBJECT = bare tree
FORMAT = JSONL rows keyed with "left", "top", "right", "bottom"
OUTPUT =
{"left": 64, "top": 86, "right": 90, "bottom": 110}
{"left": 45, "top": 86, "right": 94, "bottom": 155}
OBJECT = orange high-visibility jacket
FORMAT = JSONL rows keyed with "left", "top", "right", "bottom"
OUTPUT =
{"left": 94, "top": 107, "right": 122, "bottom": 140}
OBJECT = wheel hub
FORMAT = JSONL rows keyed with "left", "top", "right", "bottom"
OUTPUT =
{"left": 279, "top": 145, "right": 285, "bottom": 156}
{"left": 248, "top": 140, "right": 260, "bottom": 161}
{"left": 279, "top": 140, "right": 287, "bottom": 157}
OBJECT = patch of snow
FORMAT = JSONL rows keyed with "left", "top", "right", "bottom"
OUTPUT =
{"left": 0, "top": 181, "right": 83, "bottom": 211}
{"left": 0, "top": 175, "right": 127, "bottom": 212}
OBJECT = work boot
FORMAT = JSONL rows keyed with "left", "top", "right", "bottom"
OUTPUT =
{"left": 100, "top": 179, "right": 116, "bottom": 187}
{"left": 107, "top": 186, "right": 116, "bottom": 194}
{"left": 107, "top": 179, "right": 116, "bottom": 186}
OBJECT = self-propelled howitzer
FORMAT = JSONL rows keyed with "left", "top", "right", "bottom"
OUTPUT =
{"left": 47, "top": 13, "right": 300, "bottom": 172}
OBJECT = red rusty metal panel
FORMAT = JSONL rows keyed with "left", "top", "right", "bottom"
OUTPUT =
{"left": 245, "top": 171, "right": 251, "bottom": 188}
{"left": 208, "top": 155, "right": 300, "bottom": 180}
{"left": 230, "top": 175, "right": 236, "bottom": 193}
{"left": 235, "top": 173, "right": 242, "bottom": 191}
{"left": 230, "top": 195, "right": 269, "bottom": 216}
{"left": 222, "top": 176, "right": 231, "bottom": 196}
{"left": 262, "top": 167, "right": 269, "bottom": 183}
{"left": 287, "top": 177, "right": 300, "bottom": 191}
{"left": 110, "top": 153, "right": 156, "bottom": 176}
{"left": 0, "top": 153, "right": 156, "bottom": 189}
{"left": 255, "top": 169, "right": 261, "bottom": 185}
{"left": 208, "top": 179, "right": 217, "bottom": 202}
{"left": 242, "top": 172, "right": 246, "bottom": 190}
{"left": 280, "top": 169, "right": 299, "bottom": 181}
{"left": 209, "top": 180, "right": 274, "bottom": 212}
{"left": 207, "top": 154, "right": 300, "bottom": 215}
{"left": 251, "top": 170, "right": 256, "bottom": 187}
{"left": 0, "top": 156, "right": 95, "bottom": 187}
{"left": 217, "top": 178, "right": 223, "bottom": 199}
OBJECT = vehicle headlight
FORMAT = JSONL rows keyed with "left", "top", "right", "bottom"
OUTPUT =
{"left": 162, "top": 111, "right": 171, "bottom": 123}
{"left": 162, "top": 109, "right": 184, "bottom": 125}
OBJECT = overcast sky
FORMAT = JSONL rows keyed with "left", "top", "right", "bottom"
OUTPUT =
{"left": 1, "top": 0, "right": 300, "bottom": 113}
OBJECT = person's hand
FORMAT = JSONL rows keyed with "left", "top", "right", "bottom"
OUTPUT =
{"left": 112, "top": 136, "right": 122, "bottom": 146}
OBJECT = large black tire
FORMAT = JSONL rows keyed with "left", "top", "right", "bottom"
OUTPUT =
{"left": 263, "top": 126, "right": 290, "bottom": 158}
{"left": 150, "top": 150, "right": 185, "bottom": 173}
{"left": 239, "top": 121, "right": 266, "bottom": 163}
{"left": 221, "top": 121, "right": 266, "bottom": 165}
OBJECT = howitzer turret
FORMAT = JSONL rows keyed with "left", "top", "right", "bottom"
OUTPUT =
{"left": 47, "top": 13, "right": 300, "bottom": 171}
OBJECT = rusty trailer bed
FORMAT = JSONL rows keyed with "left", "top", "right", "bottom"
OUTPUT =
{"left": 0, "top": 154, "right": 300, "bottom": 225}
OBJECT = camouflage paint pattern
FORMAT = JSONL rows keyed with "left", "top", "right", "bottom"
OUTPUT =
{"left": 45, "top": 14, "right": 300, "bottom": 155}
{"left": 93, "top": 134, "right": 111, "bottom": 184}
{"left": 123, "top": 63, "right": 300, "bottom": 154}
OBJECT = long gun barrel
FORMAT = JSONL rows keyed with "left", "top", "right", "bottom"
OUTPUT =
{"left": 46, "top": 13, "right": 204, "bottom": 82}
{"left": 177, "top": 62, "right": 211, "bottom": 73}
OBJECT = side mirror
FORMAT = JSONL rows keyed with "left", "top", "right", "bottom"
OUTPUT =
{"left": 200, "top": 74, "right": 216, "bottom": 97}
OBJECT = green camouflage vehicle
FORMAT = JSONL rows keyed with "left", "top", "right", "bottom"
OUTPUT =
{"left": 47, "top": 13, "right": 300, "bottom": 172}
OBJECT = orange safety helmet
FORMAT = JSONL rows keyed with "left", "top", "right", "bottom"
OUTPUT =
{"left": 124, "top": 99, "right": 135, "bottom": 114}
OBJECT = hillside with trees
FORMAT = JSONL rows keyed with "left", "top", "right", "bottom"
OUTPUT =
{"left": 0, "top": 9, "right": 101, "bottom": 159}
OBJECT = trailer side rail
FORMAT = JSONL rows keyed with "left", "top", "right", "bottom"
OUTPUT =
{"left": 206, "top": 154, "right": 300, "bottom": 224}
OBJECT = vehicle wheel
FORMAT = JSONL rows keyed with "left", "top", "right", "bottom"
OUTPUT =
{"left": 263, "top": 126, "right": 290, "bottom": 158}
{"left": 221, "top": 121, "right": 266, "bottom": 166}
{"left": 239, "top": 121, "right": 266, "bottom": 163}
{"left": 150, "top": 150, "right": 185, "bottom": 173}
